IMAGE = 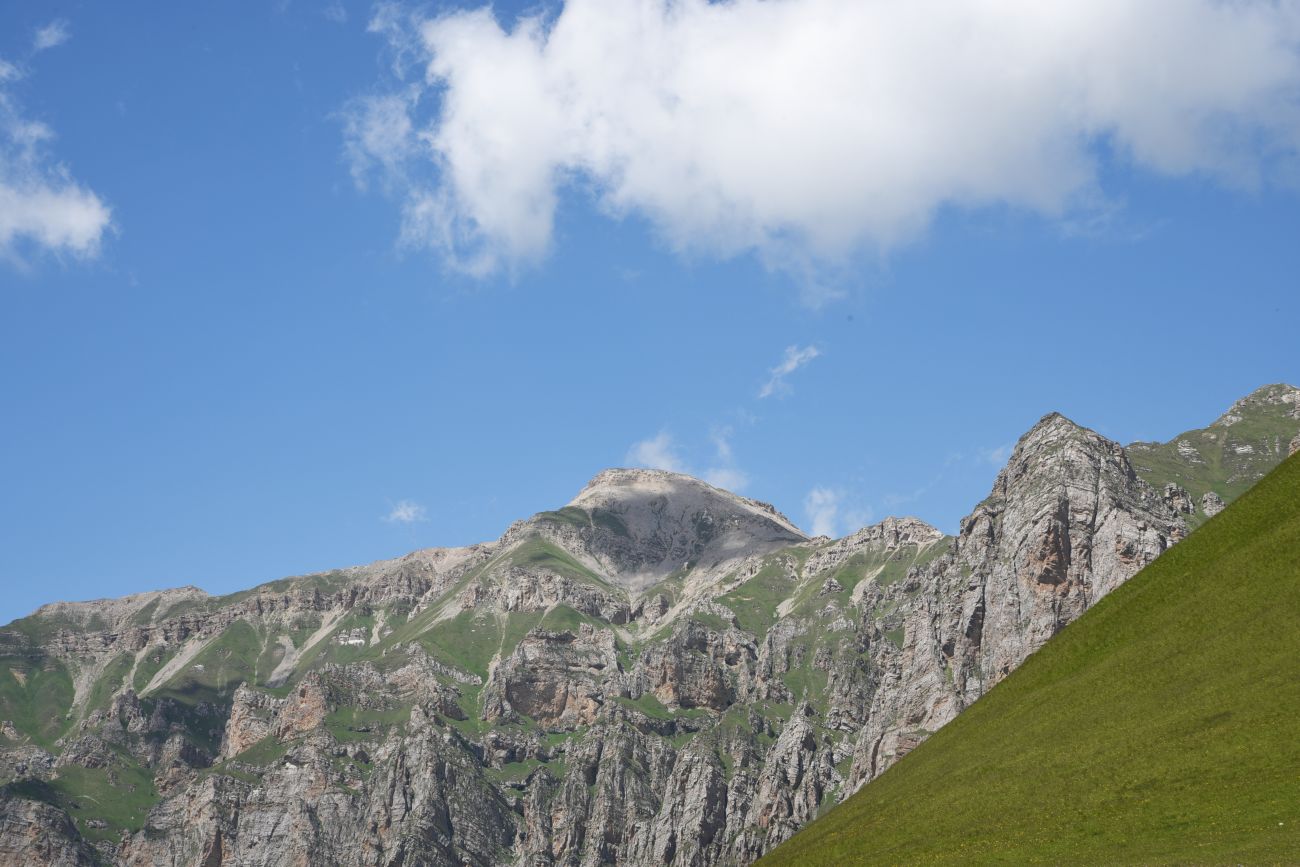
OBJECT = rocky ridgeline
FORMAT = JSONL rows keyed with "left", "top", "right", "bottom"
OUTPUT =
{"left": 1127, "top": 382, "right": 1300, "bottom": 528}
{"left": 0, "top": 386, "right": 1295, "bottom": 866}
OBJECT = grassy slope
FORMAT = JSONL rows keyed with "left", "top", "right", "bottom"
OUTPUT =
{"left": 761, "top": 454, "right": 1300, "bottom": 865}
{"left": 1127, "top": 385, "right": 1298, "bottom": 529}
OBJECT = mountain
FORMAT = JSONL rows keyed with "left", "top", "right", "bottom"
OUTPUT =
{"left": 760, "top": 450, "right": 1300, "bottom": 865}
{"left": 1128, "top": 382, "right": 1300, "bottom": 528}
{"left": 0, "top": 386, "right": 1295, "bottom": 866}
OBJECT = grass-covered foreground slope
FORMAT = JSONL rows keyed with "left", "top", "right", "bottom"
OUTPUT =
{"left": 761, "top": 453, "right": 1300, "bottom": 865}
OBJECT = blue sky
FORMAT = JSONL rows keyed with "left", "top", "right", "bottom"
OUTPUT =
{"left": 2, "top": 1, "right": 1298, "bottom": 625}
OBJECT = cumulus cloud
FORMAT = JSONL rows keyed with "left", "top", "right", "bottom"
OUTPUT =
{"left": 384, "top": 499, "right": 428, "bottom": 523}
{"left": 702, "top": 426, "right": 750, "bottom": 490}
{"left": 703, "top": 466, "right": 749, "bottom": 491}
{"left": 759, "top": 344, "right": 820, "bottom": 398}
{"left": 626, "top": 431, "right": 688, "bottom": 473}
{"left": 804, "top": 487, "right": 842, "bottom": 538}
{"left": 349, "top": 0, "right": 1300, "bottom": 283}
{"left": 804, "top": 485, "right": 874, "bottom": 537}
{"left": 0, "top": 59, "right": 112, "bottom": 263}
{"left": 33, "top": 21, "right": 70, "bottom": 53}
{"left": 627, "top": 427, "right": 750, "bottom": 491}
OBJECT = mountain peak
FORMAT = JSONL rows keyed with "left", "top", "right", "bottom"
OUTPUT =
{"left": 570, "top": 467, "right": 804, "bottom": 537}
{"left": 1213, "top": 382, "right": 1300, "bottom": 427}
{"left": 1013, "top": 411, "right": 1103, "bottom": 457}
{"left": 511, "top": 467, "right": 808, "bottom": 588}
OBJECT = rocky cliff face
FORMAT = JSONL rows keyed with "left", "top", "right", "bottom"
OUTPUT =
{"left": 0, "top": 387, "right": 1292, "bottom": 866}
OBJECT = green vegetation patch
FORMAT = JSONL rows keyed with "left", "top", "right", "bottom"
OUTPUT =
{"left": 418, "top": 610, "right": 509, "bottom": 680}
{"left": 0, "top": 656, "right": 74, "bottom": 748}
{"left": 509, "top": 537, "right": 611, "bottom": 587}
{"left": 3, "top": 749, "right": 159, "bottom": 845}
{"left": 325, "top": 705, "right": 412, "bottom": 742}
{"left": 153, "top": 620, "right": 262, "bottom": 707}
{"left": 84, "top": 652, "right": 134, "bottom": 717}
{"left": 614, "top": 692, "right": 674, "bottom": 719}
{"left": 536, "top": 506, "right": 591, "bottom": 530}
{"left": 690, "top": 610, "right": 731, "bottom": 633}
{"left": 719, "top": 560, "right": 798, "bottom": 633}
{"left": 1128, "top": 390, "right": 1299, "bottom": 530}
{"left": 762, "top": 455, "right": 1300, "bottom": 865}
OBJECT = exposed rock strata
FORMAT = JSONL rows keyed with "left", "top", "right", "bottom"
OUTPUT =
{"left": 1, "top": 388, "right": 1292, "bottom": 866}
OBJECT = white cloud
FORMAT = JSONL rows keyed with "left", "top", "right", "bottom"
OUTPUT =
{"left": 703, "top": 467, "right": 750, "bottom": 492}
{"left": 351, "top": 0, "right": 1300, "bottom": 283}
{"left": 33, "top": 21, "right": 70, "bottom": 53}
{"left": 979, "top": 443, "right": 1015, "bottom": 467}
{"left": 626, "top": 431, "right": 687, "bottom": 473}
{"left": 342, "top": 91, "right": 417, "bottom": 189}
{"left": 626, "top": 428, "right": 750, "bottom": 492}
{"left": 759, "top": 344, "right": 820, "bottom": 398}
{"left": 804, "top": 487, "right": 842, "bottom": 538}
{"left": 384, "top": 499, "right": 427, "bottom": 524}
{"left": 703, "top": 425, "right": 749, "bottom": 491}
{"left": 0, "top": 62, "right": 113, "bottom": 263}
{"left": 709, "top": 425, "right": 735, "bottom": 463}
{"left": 804, "top": 485, "right": 874, "bottom": 537}
{"left": 323, "top": 1, "right": 348, "bottom": 25}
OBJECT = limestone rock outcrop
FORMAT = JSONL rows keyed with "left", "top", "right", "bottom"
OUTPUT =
{"left": 1, "top": 386, "right": 1293, "bottom": 867}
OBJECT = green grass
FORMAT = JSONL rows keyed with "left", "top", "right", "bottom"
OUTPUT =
{"left": 3, "top": 748, "right": 160, "bottom": 844}
{"left": 0, "top": 656, "right": 74, "bottom": 748}
{"left": 229, "top": 734, "right": 291, "bottom": 767}
{"left": 509, "top": 537, "right": 612, "bottom": 588}
{"left": 761, "top": 454, "right": 1300, "bottom": 865}
{"left": 324, "top": 705, "right": 412, "bottom": 742}
{"left": 132, "top": 645, "right": 175, "bottom": 693}
{"left": 614, "top": 692, "right": 674, "bottom": 719}
{"left": 719, "top": 560, "right": 798, "bottom": 633}
{"left": 418, "top": 610, "right": 511, "bottom": 680}
{"left": 83, "top": 652, "right": 134, "bottom": 717}
{"left": 536, "top": 505, "right": 631, "bottom": 537}
{"left": 153, "top": 620, "right": 263, "bottom": 706}
{"left": 690, "top": 610, "right": 731, "bottom": 632}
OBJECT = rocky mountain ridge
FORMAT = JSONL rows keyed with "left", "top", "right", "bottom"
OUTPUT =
{"left": 1, "top": 385, "right": 1296, "bottom": 866}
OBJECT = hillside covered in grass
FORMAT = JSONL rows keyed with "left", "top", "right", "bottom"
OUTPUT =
{"left": 761, "top": 453, "right": 1300, "bottom": 865}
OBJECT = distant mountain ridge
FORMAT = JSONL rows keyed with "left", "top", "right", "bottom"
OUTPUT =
{"left": 0, "top": 385, "right": 1295, "bottom": 866}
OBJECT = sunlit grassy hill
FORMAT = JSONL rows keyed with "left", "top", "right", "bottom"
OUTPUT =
{"left": 761, "top": 454, "right": 1300, "bottom": 865}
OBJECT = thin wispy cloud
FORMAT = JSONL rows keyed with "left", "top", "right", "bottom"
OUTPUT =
{"left": 703, "top": 425, "right": 748, "bottom": 491}
{"left": 384, "top": 499, "right": 427, "bottom": 524}
{"left": 350, "top": 0, "right": 1300, "bottom": 288}
{"left": 33, "top": 21, "right": 70, "bottom": 53}
{"left": 979, "top": 444, "right": 1015, "bottom": 467}
{"left": 323, "top": 1, "right": 348, "bottom": 25}
{"left": 759, "top": 344, "right": 821, "bottom": 399}
{"left": 0, "top": 58, "right": 113, "bottom": 264}
{"left": 342, "top": 91, "right": 416, "bottom": 190}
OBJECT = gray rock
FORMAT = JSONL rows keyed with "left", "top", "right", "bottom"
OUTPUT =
{"left": 1162, "top": 483, "right": 1196, "bottom": 515}
{"left": 1201, "top": 491, "right": 1226, "bottom": 518}
{"left": 0, "top": 390, "right": 1292, "bottom": 867}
